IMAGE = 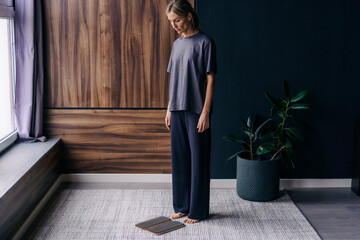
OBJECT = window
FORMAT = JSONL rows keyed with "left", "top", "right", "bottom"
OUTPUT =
{"left": 0, "top": 18, "right": 17, "bottom": 153}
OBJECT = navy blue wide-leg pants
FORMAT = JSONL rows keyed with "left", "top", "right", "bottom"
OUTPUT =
{"left": 170, "top": 110, "right": 211, "bottom": 220}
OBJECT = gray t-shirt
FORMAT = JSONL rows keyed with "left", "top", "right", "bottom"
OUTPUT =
{"left": 167, "top": 32, "right": 217, "bottom": 115}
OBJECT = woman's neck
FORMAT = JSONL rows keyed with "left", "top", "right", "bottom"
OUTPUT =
{"left": 182, "top": 28, "right": 199, "bottom": 38}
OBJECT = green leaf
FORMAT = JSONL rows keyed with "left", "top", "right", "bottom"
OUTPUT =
{"left": 222, "top": 135, "right": 247, "bottom": 144}
{"left": 254, "top": 118, "right": 272, "bottom": 140}
{"left": 283, "top": 81, "right": 290, "bottom": 98}
{"left": 278, "top": 111, "right": 288, "bottom": 119}
{"left": 247, "top": 114, "right": 256, "bottom": 131}
{"left": 290, "top": 103, "right": 311, "bottom": 110}
{"left": 280, "top": 99, "right": 288, "bottom": 109}
{"left": 225, "top": 150, "right": 248, "bottom": 162}
{"left": 280, "top": 148, "right": 296, "bottom": 169}
{"left": 282, "top": 148, "right": 296, "bottom": 169}
{"left": 256, "top": 147, "right": 273, "bottom": 155}
{"left": 265, "top": 92, "right": 280, "bottom": 107}
{"left": 240, "top": 117, "right": 248, "bottom": 128}
{"left": 256, "top": 143, "right": 277, "bottom": 155}
{"left": 291, "top": 90, "right": 308, "bottom": 103}
{"left": 280, "top": 150, "right": 295, "bottom": 169}
{"left": 259, "top": 130, "right": 276, "bottom": 140}
{"left": 271, "top": 106, "right": 280, "bottom": 116}
{"left": 244, "top": 130, "right": 254, "bottom": 138}
{"left": 278, "top": 134, "right": 287, "bottom": 145}
{"left": 286, "top": 128, "right": 304, "bottom": 141}
{"left": 285, "top": 138, "right": 292, "bottom": 149}
{"left": 280, "top": 151, "right": 286, "bottom": 165}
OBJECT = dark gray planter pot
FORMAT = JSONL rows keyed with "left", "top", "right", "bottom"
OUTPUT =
{"left": 236, "top": 155, "right": 280, "bottom": 202}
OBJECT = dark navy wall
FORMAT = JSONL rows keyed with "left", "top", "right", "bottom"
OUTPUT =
{"left": 196, "top": 0, "right": 360, "bottom": 178}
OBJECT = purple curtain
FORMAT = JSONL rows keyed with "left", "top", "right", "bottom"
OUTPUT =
{"left": 14, "top": 0, "right": 46, "bottom": 142}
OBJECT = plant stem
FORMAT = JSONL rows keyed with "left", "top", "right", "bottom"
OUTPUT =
{"left": 276, "top": 99, "right": 290, "bottom": 154}
{"left": 250, "top": 135, "right": 253, "bottom": 160}
{"left": 277, "top": 99, "right": 290, "bottom": 146}
{"left": 271, "top": 145, "right": 285, "bottom": 160}
{"left": 280, "top": 100, "right": 289, "bottom": 134}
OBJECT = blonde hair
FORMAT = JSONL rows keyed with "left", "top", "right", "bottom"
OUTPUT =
{"left": 166, "top": 0, "right": 201, "bottom": 33}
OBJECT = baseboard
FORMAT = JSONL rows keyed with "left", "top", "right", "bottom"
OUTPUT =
{"left": 280, "top": 178, "right": 351, "bottom": 188}
{"left": 13, "top": 175, "right": 63, "bottom": 240}
{"left": 62, "top": 173, "right": 173, "bottom": 183}
{"left": 62, "top": 174, "right": 352, "bottom": 188}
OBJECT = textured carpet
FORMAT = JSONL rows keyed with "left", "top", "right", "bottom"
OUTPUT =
{"left": 27, "top": 188, "right": 321, "bottom": 240}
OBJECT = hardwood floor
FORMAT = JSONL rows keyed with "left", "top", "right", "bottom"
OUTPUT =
{"left": 286, "top": 188, "right": 360, "bottom": 240}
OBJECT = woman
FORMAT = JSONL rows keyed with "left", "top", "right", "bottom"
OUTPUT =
{"left": 165, "top": 0, "right": 217, "bottom": 224}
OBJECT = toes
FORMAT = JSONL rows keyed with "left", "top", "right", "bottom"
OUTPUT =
{"left": 183, "top": 218, "right": 199, "bottom": 224}
{"left": 171, "top": 212, "right": 186, "bottom": 219}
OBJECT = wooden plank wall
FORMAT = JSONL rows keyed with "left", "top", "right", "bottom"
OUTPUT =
{"left": 43, "top": 0, "right": 176, "bottom": 108}
{"left": 44, "top": 109, "right": 171, "bottom": 173}
{"left": 43, "top": 0, "right": 195, "bottom": 173}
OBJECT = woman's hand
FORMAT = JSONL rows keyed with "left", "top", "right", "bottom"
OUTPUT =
{"left": 165, "top": 110, "right": 171, "bottom": 131}
{"left": 197, "top": 112, "right": 210, "bottom": 133}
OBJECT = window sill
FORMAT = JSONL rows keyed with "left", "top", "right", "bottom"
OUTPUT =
{"left": 0, "top": 138, "right": 60, "bottom": 199}
{"left": 0, "top": 138, "right": 61, "bottom": 239}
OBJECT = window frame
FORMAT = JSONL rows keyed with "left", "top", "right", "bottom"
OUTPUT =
{"left": 0, "top": 17, "right": 17, "bottom": 154}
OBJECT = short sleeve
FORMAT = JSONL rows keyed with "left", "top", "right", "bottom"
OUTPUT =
{"left": 167, "top": 57, "right": 172, "bottom": 73}
{"left": 204, "top": 38, "right": 217, "bottom": 75}
{"left": 167, "top": 42, "right": 175, "bottom": 73}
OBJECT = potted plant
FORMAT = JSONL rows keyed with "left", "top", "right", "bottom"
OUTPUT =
{"left": 223, "top": 81, "right": 310, "bottom": 201}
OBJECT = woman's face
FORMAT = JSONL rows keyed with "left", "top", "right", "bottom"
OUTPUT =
{"left": 167, "top": 11, "right": 192, "bottom": 35}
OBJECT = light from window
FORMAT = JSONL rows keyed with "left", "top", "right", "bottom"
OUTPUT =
{"left": 0, "top": 18, "right": 16, "bottom": 146}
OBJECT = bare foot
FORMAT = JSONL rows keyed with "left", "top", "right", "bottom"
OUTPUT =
{"left": 170, "top": 212, "right": 187, "bottom": 219}
{"left": 183, "top": 217, "right": 200, "bottom": 224}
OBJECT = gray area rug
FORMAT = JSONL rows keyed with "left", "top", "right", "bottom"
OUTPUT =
{"left": 28, "top": 189, "right": 321, "bottom": 240}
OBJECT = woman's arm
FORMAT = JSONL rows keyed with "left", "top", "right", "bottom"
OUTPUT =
{"left": 165, "top": 101, "right": 171, "bottom": 131}
{"left": 197, "top": 72, "right": 215, "bottom": 133}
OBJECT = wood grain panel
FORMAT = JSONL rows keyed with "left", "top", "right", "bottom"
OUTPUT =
{"left": 42, "top": 0, "right": 192, "bottom": 108}
{"left": 44, "top": 109, "right": 171, "bottom": 173}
